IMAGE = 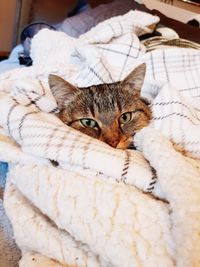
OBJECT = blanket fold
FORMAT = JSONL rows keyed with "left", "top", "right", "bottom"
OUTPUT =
{"left": 0, "top": 9, "right": 200, "bottom": 267}
{"left": 135, "top": 128, "right": 200, "bottom": 266}
{"left": 5, "top": 163, "right": 173, "bottom": 267}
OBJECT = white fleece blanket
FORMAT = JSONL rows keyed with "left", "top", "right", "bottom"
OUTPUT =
{"left": 0, "top": 10, "right": 200, "bottom": 267}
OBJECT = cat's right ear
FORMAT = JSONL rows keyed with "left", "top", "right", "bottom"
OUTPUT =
{"left": 48, "top": 74, "right": 78, "bottom": 110}
{"left": 121, "top": 63, "right": 146, "bottom": 96}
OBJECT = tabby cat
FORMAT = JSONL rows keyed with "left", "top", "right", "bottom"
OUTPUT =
{"left": 48, "top": 63, "right": 151, "bottom": 149}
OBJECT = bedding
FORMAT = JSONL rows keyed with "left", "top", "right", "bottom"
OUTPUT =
{"left": 0, "top": 7, "right": 200, "bottom": 267}
{"left": 0, "top": 0, "right": 137, "bottom": 75}
{"left": 1, "top": 0, "right": 199, "bottom": 76}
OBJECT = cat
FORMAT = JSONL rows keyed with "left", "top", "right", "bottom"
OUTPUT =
{"left": 48, "top": 63, "right": 151, "bottom": 149}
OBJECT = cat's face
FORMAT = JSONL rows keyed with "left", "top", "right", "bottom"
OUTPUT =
{"left": 49, "top": 63, "right": 151, "bottom": 149}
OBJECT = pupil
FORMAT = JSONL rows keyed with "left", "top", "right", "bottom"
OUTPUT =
{"left": 86, "top": 120, "right": 91, "bottom": 126}
{"left": 123, "top": 114, "right": 127, "bottom": 121}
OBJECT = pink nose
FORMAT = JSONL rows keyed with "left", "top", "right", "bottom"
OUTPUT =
{"left": 100, "top": 131, "right": 120, "bottom": 148}
{"left": 101, "top": 137, "right": 119, "bottom": 148}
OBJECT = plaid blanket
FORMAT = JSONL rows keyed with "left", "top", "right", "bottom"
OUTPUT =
{"left": 0, "top": 10, "right": 200, "bottom": 267}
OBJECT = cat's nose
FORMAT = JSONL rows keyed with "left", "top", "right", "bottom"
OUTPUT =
{"left": 99, "top": 131, "right": 120, "bottom": 148}
{"left": 109, "top": 141, "right": 119, "bottom": 148}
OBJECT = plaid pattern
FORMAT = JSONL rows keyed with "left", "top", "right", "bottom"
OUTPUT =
{"left": 0, "top": 10, "right": 199, "bottom": 196}
{"left": 0, "top": 10, "right": 160, "bottom": 191}
{"left": 27, "top": 10, "right": 158, "bottom": 85}
{"left": 0, "top": 9, "right": 200, "bottom": 267}
{"left": 141, "top": 48, "right": 200, "bottom": 159}
{"left": 0, "top": 97, "right": 154, "bottom": 191}
{"left": 0, "top": 10, "right": 199, "bottom": 191}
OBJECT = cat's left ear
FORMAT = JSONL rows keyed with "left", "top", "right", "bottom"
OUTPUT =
{"left": 48, "top": 74, "right": 78, "bottom": 110}
{"left": 121, "top": 63, "right": 146, "bottom": 96}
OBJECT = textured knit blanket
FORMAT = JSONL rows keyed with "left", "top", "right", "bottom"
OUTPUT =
{"left": 0, "top": 10, "right": 200, "bottom": 267}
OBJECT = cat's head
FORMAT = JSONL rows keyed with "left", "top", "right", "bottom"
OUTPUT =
{"left": 49, "top": 63, "right": 151, "bottom": 149}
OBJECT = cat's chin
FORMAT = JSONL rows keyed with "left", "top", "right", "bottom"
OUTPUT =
{"left": 127, "top": 143, "right": 136, "bottom": 150}
{"left": 116, "top": 139, "right": 136, "bottom": 150}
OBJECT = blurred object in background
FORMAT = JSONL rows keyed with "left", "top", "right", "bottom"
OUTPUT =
{"left": 187, "top": 14, "right": 200, "bottom": 27}
{"left": 159, "top": 0, "right": 173, "bottom": 5}
{"left": 142, "top": 0, "right": 200, "bottom": 23}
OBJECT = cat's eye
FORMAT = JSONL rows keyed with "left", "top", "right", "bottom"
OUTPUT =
{"left": 80, "top": 118, "right": 98, "bottom": 129}
{"left": 119, "top": 112, "right": 132, "bottom": 125}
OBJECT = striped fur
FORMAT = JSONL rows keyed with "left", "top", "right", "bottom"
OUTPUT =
{"left": 49, "top": 64, "right": 151, "bottom": 149}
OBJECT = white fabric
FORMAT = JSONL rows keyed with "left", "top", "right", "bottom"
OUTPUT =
{"left": 0, "top": 10, "right": 200, "bottom": 267}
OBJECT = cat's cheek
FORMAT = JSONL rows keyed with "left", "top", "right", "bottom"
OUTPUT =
{"left": 82, "top": 128, "right": 100, "bottom": 139}
{"left": 57, "top": 112, "right": 71, "bottom": 125}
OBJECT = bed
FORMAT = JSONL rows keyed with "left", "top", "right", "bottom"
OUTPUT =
{"left": 0, "top": 1, "right": 200, "bottom": 266}
{"left": 0, "top": 0, "right": 199, "bottom": 75}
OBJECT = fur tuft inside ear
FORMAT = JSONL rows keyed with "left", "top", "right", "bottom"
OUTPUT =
{"left": 122, "top": 63, "right": 146, "bottom": 96}
{"left": 48, "top": 74, "right": 78, "bottom": 110}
